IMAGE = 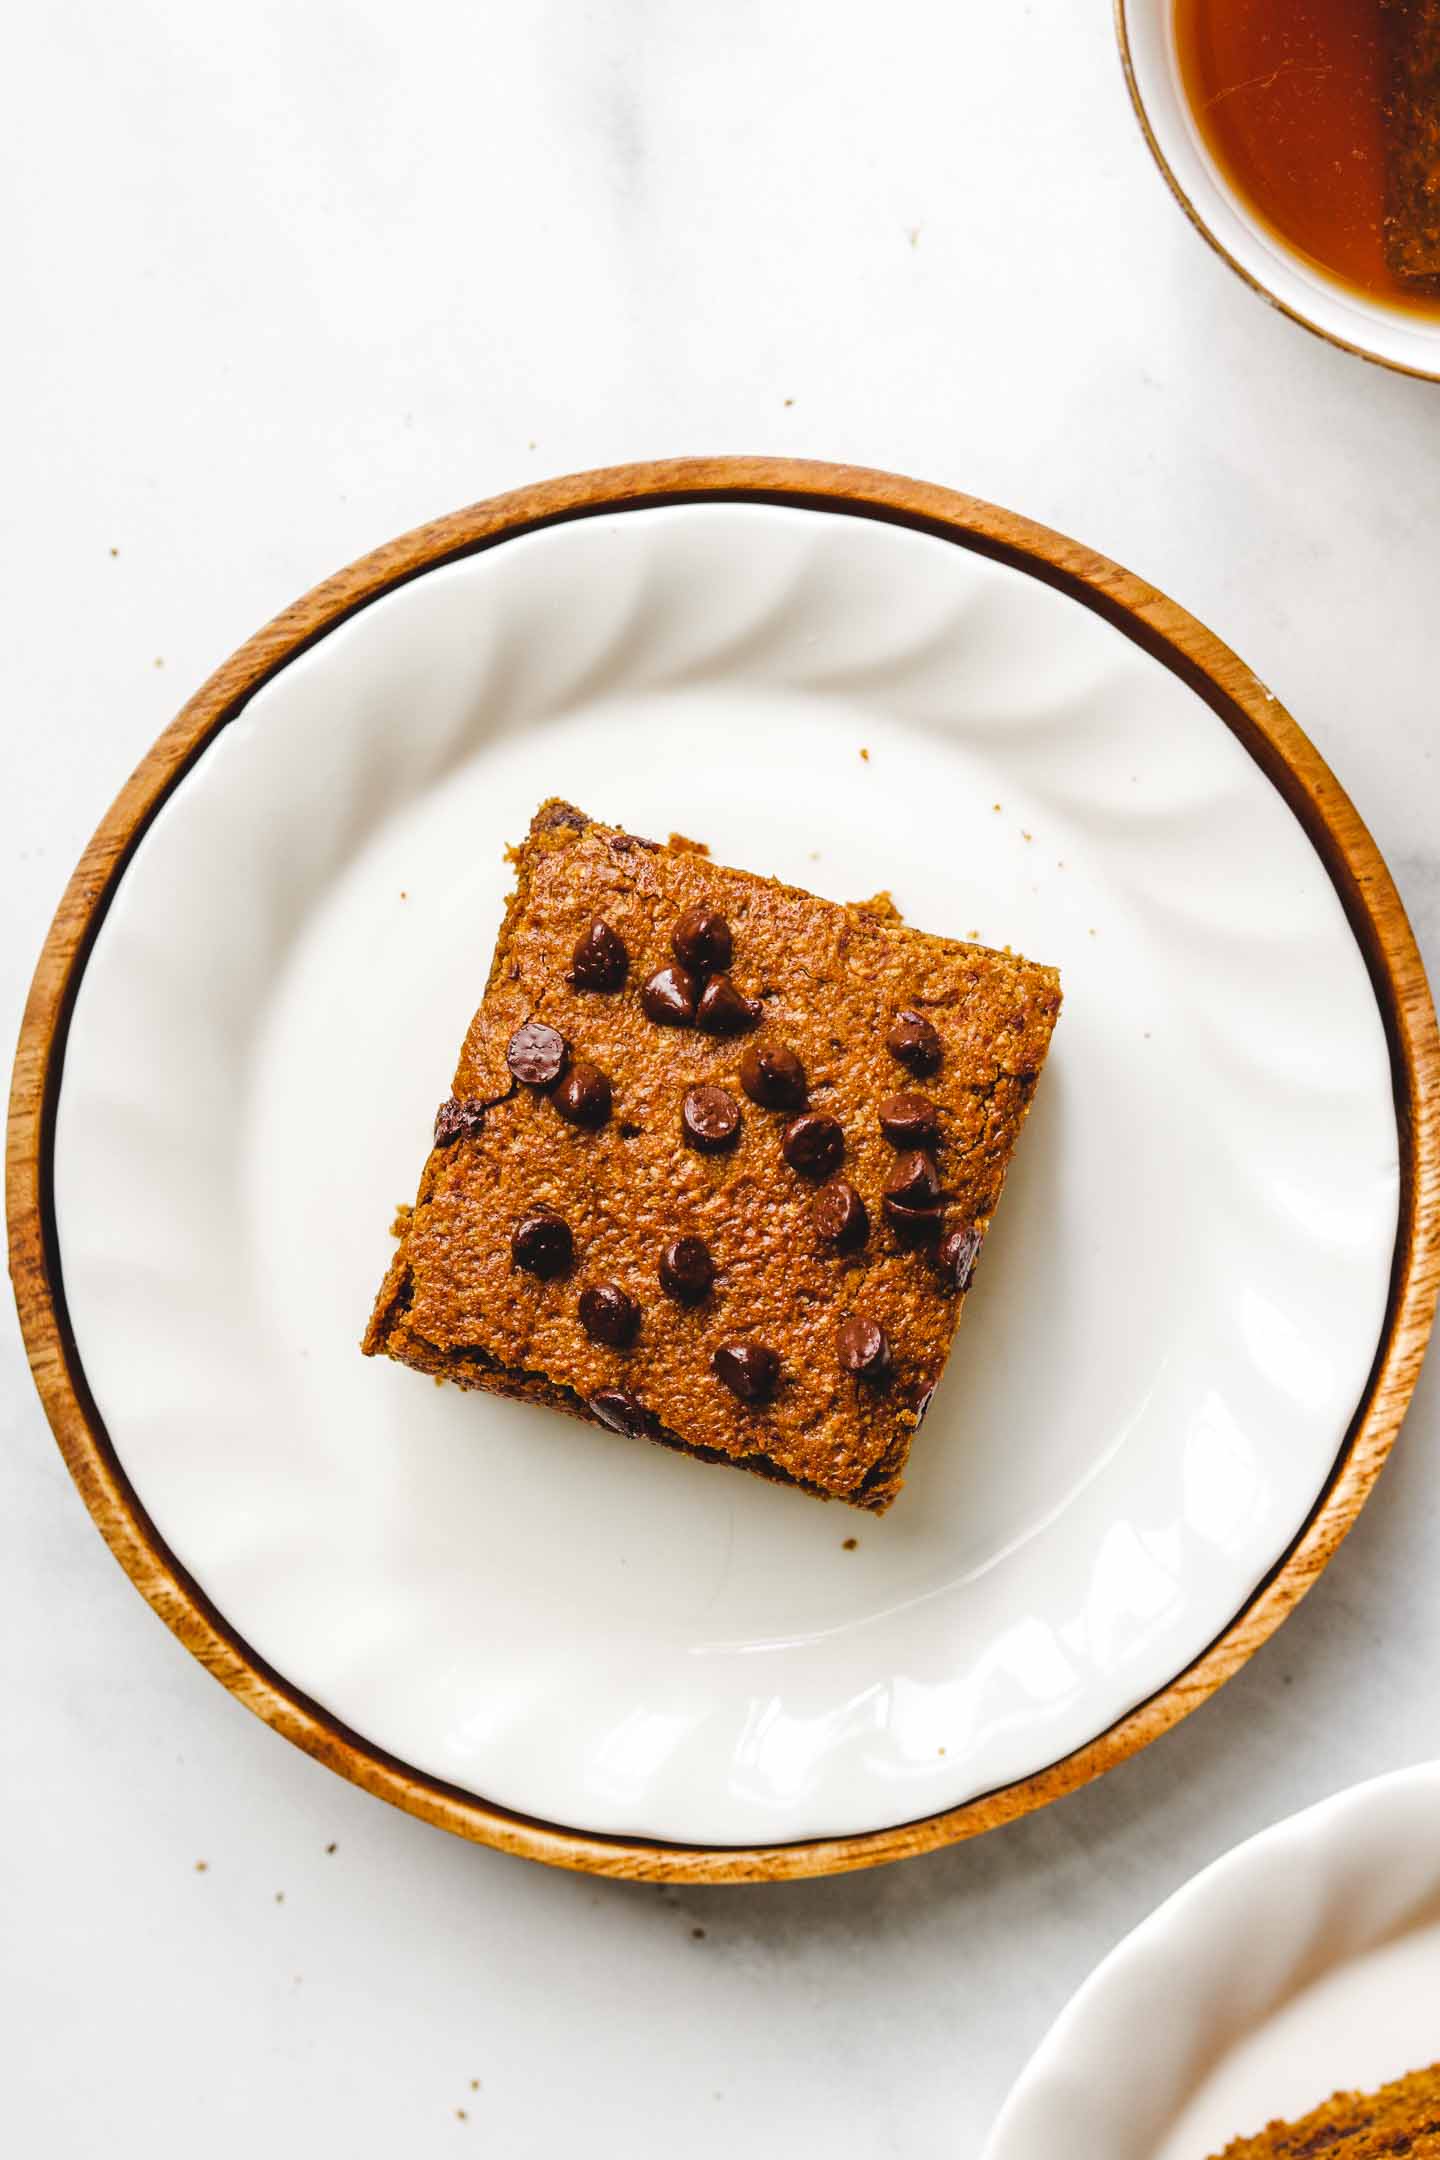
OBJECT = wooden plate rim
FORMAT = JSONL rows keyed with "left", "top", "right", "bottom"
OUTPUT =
{"left": 9, "top": 455, "right": 1439, "bottom": 1884}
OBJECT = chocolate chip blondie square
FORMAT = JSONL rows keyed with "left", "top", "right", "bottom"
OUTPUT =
{"left": 363, "top": 800, "right": 1061, "bottom": 1512}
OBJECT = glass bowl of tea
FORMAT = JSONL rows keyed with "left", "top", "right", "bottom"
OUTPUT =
{"left": 1118, "top": 0, "right": 1440, "bottom": 378}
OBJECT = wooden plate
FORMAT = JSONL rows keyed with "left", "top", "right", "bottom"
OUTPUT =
{"left": 9, "top": 457, "right": 1439, "bottom": 1882}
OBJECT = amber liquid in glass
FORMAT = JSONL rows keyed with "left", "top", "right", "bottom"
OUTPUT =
{"left": 1172, "top": 0, "right": 1440, "bottom": 316}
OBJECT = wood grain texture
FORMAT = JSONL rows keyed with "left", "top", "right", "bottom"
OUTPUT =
{"left": 9, "top": 457, "right": 1440, "bottom": 1883}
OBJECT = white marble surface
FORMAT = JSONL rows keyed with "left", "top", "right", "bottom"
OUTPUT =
{"left": 2, "top": 3, "right": 1438, "bottom": 2155}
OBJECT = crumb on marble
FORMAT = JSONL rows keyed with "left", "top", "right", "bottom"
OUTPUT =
{"left": 326, "top": 1842, "right": 337, "bottom": 1854}
{"left": 692, "top": 1926, "right": 706, "bottom": 1940}
{"left": 194, "top": 1860, "right": 208, "bottom": 1873}
{"left": 859, "top": 746, "right": 870, "bottom": 761}
{"left": 842, "top": 1537, "right": 858, "bottom": 1550}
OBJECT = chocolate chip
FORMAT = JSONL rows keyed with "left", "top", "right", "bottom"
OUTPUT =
{"left": 641, "top": 964, "right": 699, "bottom": 1026}
{"left": 837, "top": 1316, "right": 893, "bottom": 1385}
{"left": 882, "top": 1194, "right": 944, "bottom": 1244}
{"left": 886, "top": 1009, "right": 942, "bottom": 1076}
{"left": 588, "top": 1389, "right": 654, "bottom": 1437}
{"left": 553, "top": 1061, "right": 612, "bottom": 1129}
{"left": 433, "top": 1096, "right": 487, "bottom": 1145}
{"left": 884, "top": 1149, "right": 941, "bottom": 1209}
{"left": 782, "top": 1112, "right": 845, "bottom": 1181}
{"left": 578, "top": 1283, "right": 641, "bottom": 1347}
{"left": 713, "top": 1341, "right": 780, "bottom": 1404}
{"left": 659, "top": 1235, "right": 715, "bottom": 1303}
{"left": 695, "top": 973, "right": 761, "bottom": 1036}
{"left": 672, "top": 904, "right": 733, "bottom": 975}
{"left": 914, "top": 1382, "right": 937, "bottom": 1426}
{"left": 682, "top": 1084, "right": 741, "bottom": 1153}
{"left": 569, "top": 917, "right": 628, "bottom": 991}
{"left": 878, "top": 1091, "right": 940, "bottom": 1149}
{"left": 506, "top": 1019, "right": 569, "bottom": 1089}
{"left": 813, "top": 1177, "right": 870, "bottom": 1252}
{"left": 939, "top": 1224, "right": 983, "bottom": 1293}
{"left": 739, "top": 1041, "right": 807, "bottom": 1110}
{"left": 511, "top": 1210, "right": 573, "bottom": 1278}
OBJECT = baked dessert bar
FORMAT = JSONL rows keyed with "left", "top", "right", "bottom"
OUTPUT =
{"left": 1211, "top": 2059, "right": 1440, "bottom": 2158}
{"left": 364, "top": 801, "right": 1061, "bottom": 1513}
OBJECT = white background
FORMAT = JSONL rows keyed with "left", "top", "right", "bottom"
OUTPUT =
{"left": 3, "top": 3, "right": 1438, "bottom": 2155}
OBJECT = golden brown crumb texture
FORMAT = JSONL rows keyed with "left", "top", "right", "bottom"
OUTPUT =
{"left": 364, "top": 800, "right": 1060, "bottom": 1511}
{"left": 1212, "top": 2061, "right": 1440, "bottom": 2159}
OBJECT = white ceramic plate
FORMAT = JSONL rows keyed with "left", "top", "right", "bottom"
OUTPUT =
{"left": 986, "top": 1760, "right": 1440, "bottom": 2159}
{"left": 52, "top": 501, "right": 1398, "bottom": 1846}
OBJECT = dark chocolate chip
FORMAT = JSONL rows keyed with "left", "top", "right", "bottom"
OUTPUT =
{"left": 886, "top": 1009, "right": 942, "bottom": 1076}
{"left": 641, "top": 963, "right": 699, "bottom": 1026}
{"left": 506, "top": 1019, "right": 569, "bottom": 1089}
{"left": 682, "top": 1084, "right": 741, "bottom": 1153}
{"left": 553, "top": 1061, "right": 612, "bottom": 1129}
{"left": 782, "top": 1112, "right": 845, "bottom": 1181}
{"left": 713, "top": 1341, "right": 780, "bottom": 1405}
{"left": 695, "top": 973, "right": 761, "bottom": 1036}
{"left": 914, "top": 1382, "right": 937, "bottom": 1426}
{"left": 588, "top": 1389, "right": 654, "bottom": 1437}
{"left": 813, "top": 1177, "right": 870, "bottom": 1252}
{"left": 837, "top": 1316, "right": 893, "bottom": 1385}
{"left": 884, "top": 1149, "right": 941, "bottom": 1209}
{"left": 511, "top": 1210, "right": 573, "bottom": 1278}
{"left": 659, "top": 1235, "right": 715, "bottom": 1303}
{"left": 878, "top": 1091, "right": 941, "bottom": 1149}
{"left": 578, "top": 1282, "right": 641, "bottom": 1348}
{"left": 433, "top": 1096, "right": 487, "bottom": 1145}
{"left": 569, "top": 917, "right": 628, "bottom": 992}
{"left": 939, "top": 1224, "right": 984, "bottom": 1293}
{"left": 882, "top": 1194, "right": 944, "bottom": 1244}
{"left": 608, "top": 832, "right": 659, "bottom": 855}
{"left": 672, "top": 904, "right": 733, "bottom": 975}
{"left": 739, "top": 1041, "right": 807, "bottom": 1110}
